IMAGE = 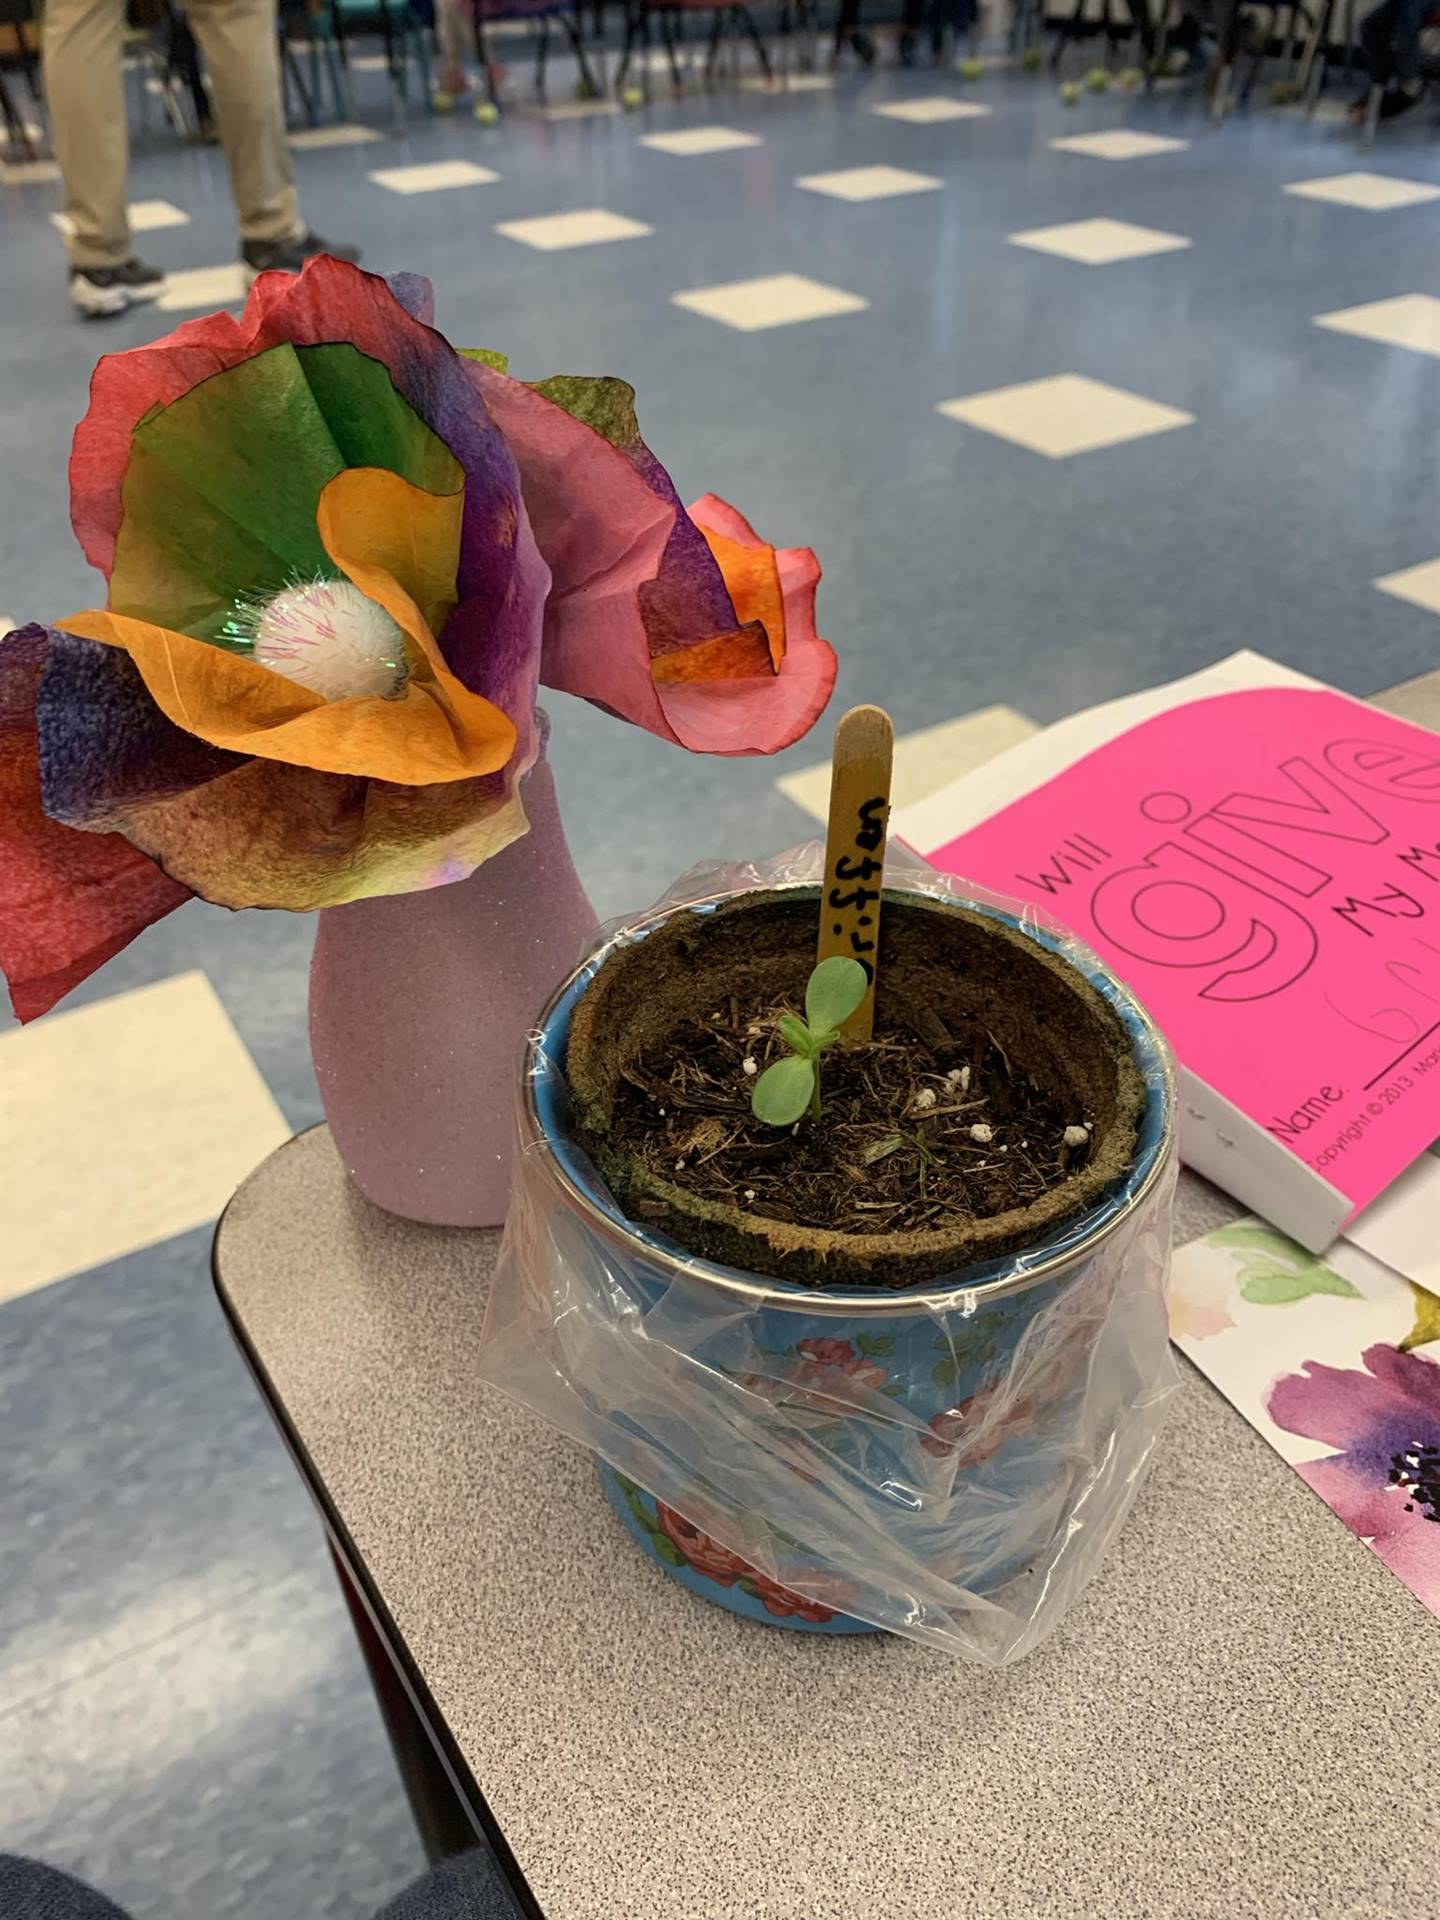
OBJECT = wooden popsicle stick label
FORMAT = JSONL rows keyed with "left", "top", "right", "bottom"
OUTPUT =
{"left": 817, "top": 704, "right": 895, "bottom": 1043}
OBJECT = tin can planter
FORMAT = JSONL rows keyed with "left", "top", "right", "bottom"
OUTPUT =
{"left": 489, "top": 876, "right": 1177, "bottom": 1658}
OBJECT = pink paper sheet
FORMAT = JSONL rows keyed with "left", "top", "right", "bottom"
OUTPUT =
{"left": 925, "top": 688, "right": 1440, "bottom": 1218}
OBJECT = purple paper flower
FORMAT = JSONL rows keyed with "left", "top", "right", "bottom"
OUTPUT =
{"left": 1266, "top": 1342, "right": 1440, "bottom": 1616}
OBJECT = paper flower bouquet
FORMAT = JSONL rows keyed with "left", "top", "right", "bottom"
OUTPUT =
{"left": 0, "top": 258, "right": 835, "bottom": 1222}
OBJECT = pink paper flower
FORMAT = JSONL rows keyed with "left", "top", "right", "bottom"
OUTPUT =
{"left": 1265, "top": 1342, "right": 1440, "bottom": 1616}
{"left": 0, "top": 259, "right": 836, "bottom": 1021}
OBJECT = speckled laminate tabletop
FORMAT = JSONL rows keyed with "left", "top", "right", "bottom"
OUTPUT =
{"left": 215, "top": 671, "right": 1440, "bottom": 1920}
{"left": 215, "top": 1139, "right": 1439, "bottom": 1920}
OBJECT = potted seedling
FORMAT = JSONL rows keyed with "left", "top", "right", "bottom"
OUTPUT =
{"left": 483, "top": 709, "right": 1178, "bottom": 1655}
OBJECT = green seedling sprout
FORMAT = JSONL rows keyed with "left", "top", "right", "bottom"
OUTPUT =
{"left": 750, "top": 956, "right": 870, "bottom": 1128}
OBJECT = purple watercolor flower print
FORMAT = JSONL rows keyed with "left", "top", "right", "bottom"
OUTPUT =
{"left": 1266, "top": 1342, "right": 1440, "bottom": 1618}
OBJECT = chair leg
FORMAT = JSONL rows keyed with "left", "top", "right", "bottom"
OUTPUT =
{"left": 283, "top": 39, "right": 318, "bottom": 122}
{"left": 1298, "top": 0, "right": 1330, "bottom": 102}
{"left": 558, "top": 11, "right": 600, "bottom": 93}
{"left": 736, "top": 2, "right": 772, "bottom": 76}
{"left": 660, "top": 8, "right": 684, "bottom": 87}
{"left": 0, "top": 70, "right": 37, "bottom": 161}
{"left": 409, "top": 15, "right": 431, "bottom": 101}
{"left": 473, "top": 17, "right": 502, "bottom": 106}
{"left": 1361, "top": 76, "right": 1380, "bottom": 141}
{"left": 324, "top": 6, "right": 357, "bottom": 119}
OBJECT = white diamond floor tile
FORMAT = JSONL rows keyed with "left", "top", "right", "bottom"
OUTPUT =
{"left": 938, "top": 372, "right": 1194, "bottom": 458}
{"left": 1374, "top": 557, "right": 1440, "bottom": 615}
{"left": 1285, "top": 171, "right": 1440, "bottom": 211}
{"left": 51, "top": 198, "right": 189, "bottom": 237}
{"left": 0, "top": 973, "right": 290, "bottom": 1304}
{"left": 1313, "top": 293, "right": 1440, "bottom": 357}
{"left": 672, "top": 271, "right": 869, "bottom": 330}
{"left": 870, "top": 96, "right": 992, "bottom": 123}
{"left": 368, "top": 159, "right": 499, "bottom": 193}
{"left": 156, "top": 263, "right": 248, "bottom": 311}
{"left": 0, "top": 158, "right": 61, "bottom": 184}
{"left": 777, "top": 705, "right": 1039, "bottom": 822}
{"left": 1008, "top": 216, "right": 1191, "bottom": 264}
{"left": 640, "top": 125, "right": 764, "bottom": 154}
{"left": 496, "top": 207, "right": 651, "bottom": 249}
{"left": 532, "top": 97, "right": 620, "bottom": 120}
{"left": 1049, "top": 129, "right": 1189, "bottom": 159}
{"left": 796, "top": 163, "right": 944, "bottom": 201}
{"left": 741, "top": 71, "right": 833, "bottom": 92}
{"left": 288, "top": 122, "right": 383, "bottom": 148}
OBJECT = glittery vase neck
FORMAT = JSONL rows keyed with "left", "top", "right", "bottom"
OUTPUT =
{"left": 309, "top": 753, "right": 598, "bottom": 1227}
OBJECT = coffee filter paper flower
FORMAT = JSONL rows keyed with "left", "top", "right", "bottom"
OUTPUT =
{"left": 0, "top": 258, "right": 836, "bottom": 1020}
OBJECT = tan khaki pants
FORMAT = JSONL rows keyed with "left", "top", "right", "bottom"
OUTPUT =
{"left": 44, "top": 0, "right": 302, "bottom": 269}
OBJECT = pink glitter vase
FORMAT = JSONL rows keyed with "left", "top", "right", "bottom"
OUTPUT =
{"left": 309, "top": 754, "right": 598, "bottom": 1227}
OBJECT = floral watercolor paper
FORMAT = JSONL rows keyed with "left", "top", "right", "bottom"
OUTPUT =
{"left": 1170, "top": 1221, "right": 1439, "bottom": 1617}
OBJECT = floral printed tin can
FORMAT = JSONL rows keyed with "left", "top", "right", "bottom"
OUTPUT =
{"left": 517, "top": 887, "right": 1176, "bottom": 1640}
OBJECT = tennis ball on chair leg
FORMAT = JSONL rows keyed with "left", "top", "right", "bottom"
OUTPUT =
{"left": 473, "top": 98, "right": 500, "bottom": 123}
{"left": 621, "top": 84, "right": 644, "bottom": 108}
{"left": 1117, "top": 64, "right": 1142, "bottom": 88}
{"left": 959, "top": 55, "right": 984, "bottom": 78}
{"left": 1059, "top": 78, "right": 1081, "bottom": 101}
{"left": 1084, "top": 64, "right": 1109, "bottom": 89}
{"left": 1021, "top": 44, "right": 1043, "bottom": 70}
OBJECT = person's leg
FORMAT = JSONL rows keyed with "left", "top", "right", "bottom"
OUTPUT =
{"left": 0, "top": 1856, "right": 132, "bottom": 1920}
{"left": 41, "top": 0, "right": 132, "bottom": 270}
{"left": 373, "top": 1850, "right": 520, "bottom": 1920}
{"left": 181, "top": 0, "right": 301, "bottom": 249}
{"left": 435, "top": 0, "right": 471, "bottom": 93}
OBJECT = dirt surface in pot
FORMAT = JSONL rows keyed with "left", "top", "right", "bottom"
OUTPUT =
{"left": 609, "top": 992, "right": 1094, "bottom": 1238}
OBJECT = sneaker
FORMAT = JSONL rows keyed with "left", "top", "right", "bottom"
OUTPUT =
{"left": 241, "top": 230, "right": 362, "bottom": 282}
{"left": 68, "top": 257, "right": 166, "bottom": 319}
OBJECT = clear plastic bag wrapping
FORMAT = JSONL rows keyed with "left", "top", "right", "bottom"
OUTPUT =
{"left": 477, "top": 842, "right": 1179, "bottom": 1664}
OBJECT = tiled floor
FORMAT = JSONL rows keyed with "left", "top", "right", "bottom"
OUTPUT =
{"left": 51, "top": 198, "right": 190, "bottom": 236}
{"left": 495, "top": 206, "right": 652, "bottom": 248}
{"left": 1283, "top": 170, "right": 1440, "bottom": 211}
{"left": 287, "top": 122, "right": 384, "bottom": 149}
{"left": 871, "top": 95, "right": 991, "bottom": 122}
{"left": 937, "top": 372, "right": 1195, "bottom": 457}
{"left": 1374, "top": 556, "right": 1440, "bottom": 615}
{"left": 1313, "top": 291, "right": 1440, "bottom": 356}
{"left": 4, "top": 37, "right": 1440, "bottom": 1920}
{"left": 1006, "top": 214, "right": 1192, "bottom": 263}
{"left": 367, "top": 158, "right": 499, "bottom": 193}
{"left": 0, "top": 974, "right": 289, "bottom": 1304}
{"left": 639, "top": 124, "right": 764, "bottom": 153}
{"left": 795, "top": 161, "right": 944, "bottom": 199}
{"left": 1049, "top": 128, "right": 1189, "bottom": 158}
{"left": 672, "top": 269, "right": 871, "bottom": 329}
{"left": 155, "top": 262, "right": 250, "bottom": 311}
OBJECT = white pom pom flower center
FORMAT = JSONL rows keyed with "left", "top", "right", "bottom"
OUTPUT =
{"left": 252, "top": 578, "right": 408, "bottom": 702}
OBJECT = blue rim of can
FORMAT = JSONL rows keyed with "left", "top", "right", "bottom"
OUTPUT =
{"left": 524, "top": 884, "right": 1175, "bottom": 1316}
